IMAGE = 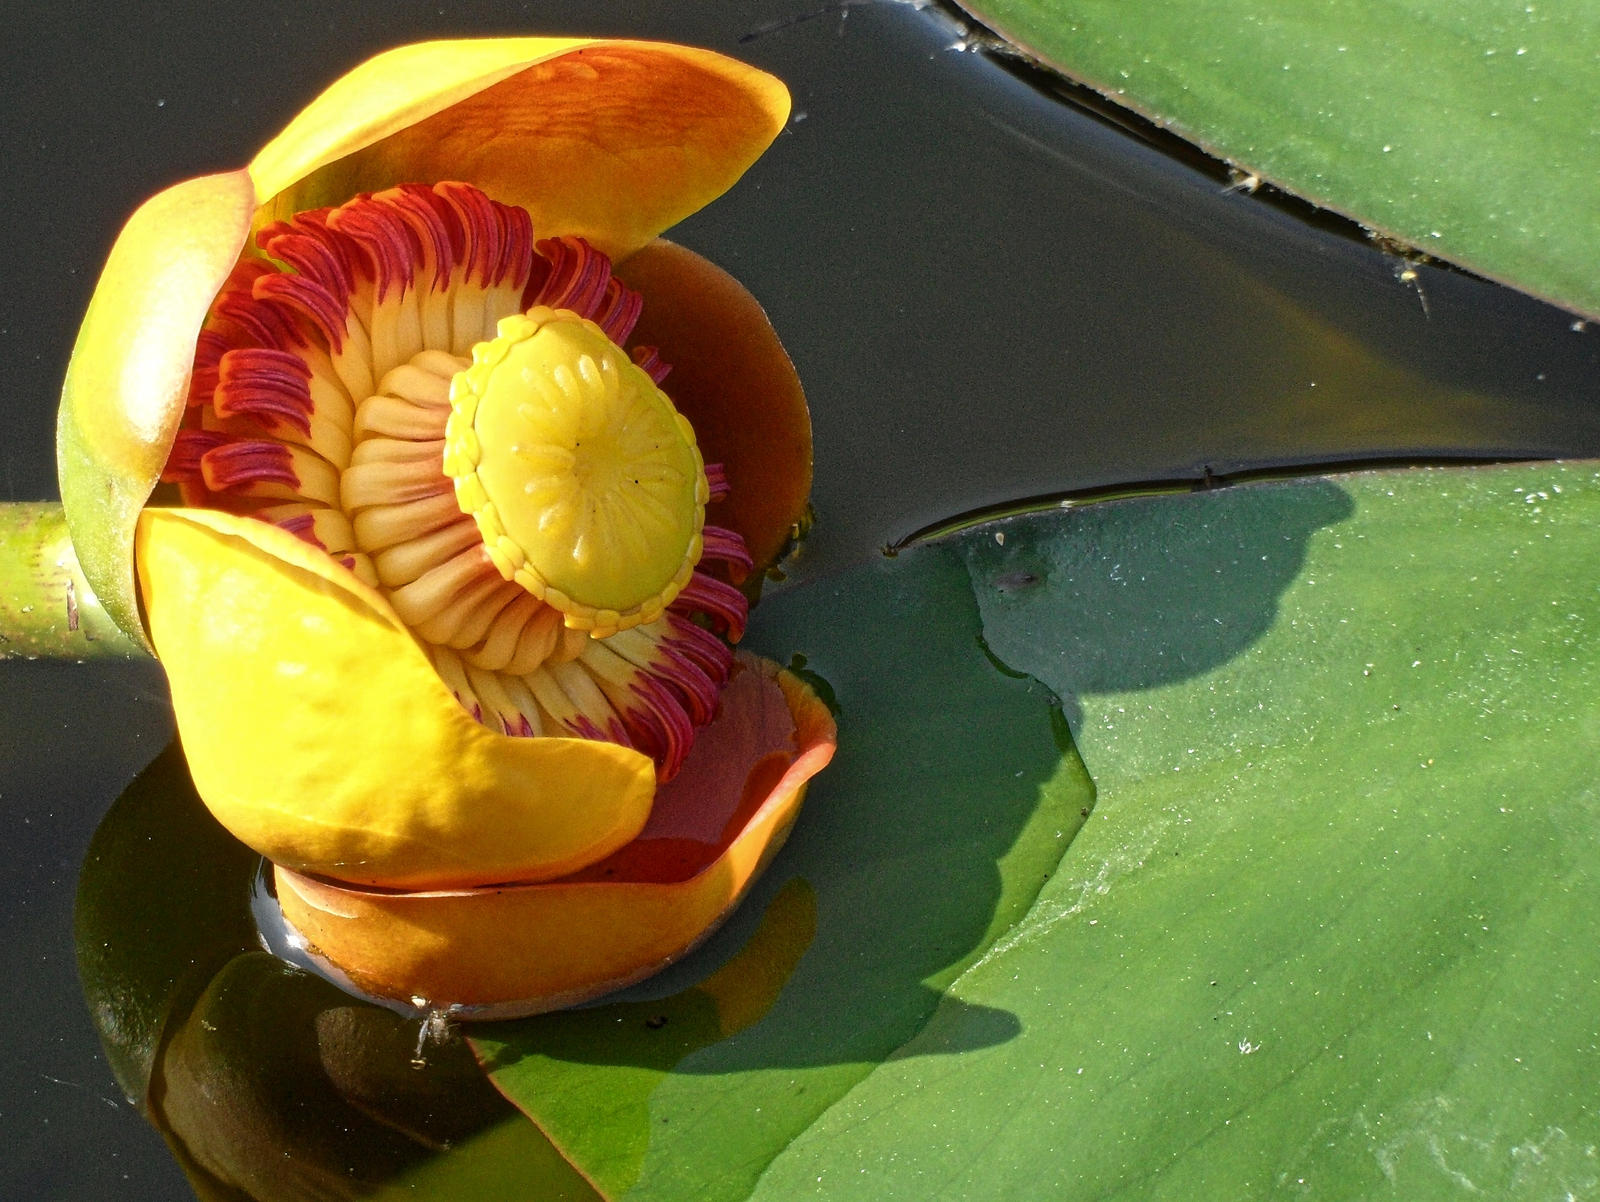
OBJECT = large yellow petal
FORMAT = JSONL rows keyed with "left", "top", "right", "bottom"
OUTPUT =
{"left": 251, "top": 39, "right": 790, "bottom": 261}
{"left": 275, "top": 655, "right": 837, "bottom": 1013}
{"left": 57, "top": 171, "right": 256, "bottom": 651}
{"left": 135, "top": 507, "right": 657, "bottom": 890}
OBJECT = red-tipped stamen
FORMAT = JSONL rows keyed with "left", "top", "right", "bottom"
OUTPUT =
{"left": 592, "top": 281, "right": 645, "bottom": 346}
{"left": 528, "top": 236, "right": 610, "bottom": 317}
{"left": 701, "top": 525, "right": 755, "bottom": 576}
{"left": 213, "top": 348, "right": 314, "bottom": 432}
{"left": 631, "top": 345, "right": 670, "bottom": 385}
{"left": 672, "top": 573, "right": 749, "bottom": 642}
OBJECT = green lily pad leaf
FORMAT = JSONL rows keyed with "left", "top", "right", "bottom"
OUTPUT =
{"left": 955, "top": 0, "right": 1600, "bottom": 319}
{"left": 475, "top": 539, "right": 1096, "bottom": 1199}
{"left": 748, "top": 461, "right": 1600, "bottom": 1199}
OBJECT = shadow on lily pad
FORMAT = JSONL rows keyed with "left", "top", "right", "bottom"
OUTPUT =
{"left": 485, "top": 482, "right": 1347, "bottom": 1199}
{"left": 961, "top": 479, "right": 1356, "bottom": 727}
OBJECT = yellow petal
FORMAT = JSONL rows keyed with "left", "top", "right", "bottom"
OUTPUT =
{"left": 251, "top": 39, "right": 790, "bottom": 261}
{"left": 135, "top": 506, "right": 657, "bottom": 890}
{"left": 621, "top": 239, "right": 813, "bottom": 577}
{"left": 56, "top": 171, "right": 256, "bottom": 650}
{"left": 275, "top": 654, "right": 838, "bottom": 1013}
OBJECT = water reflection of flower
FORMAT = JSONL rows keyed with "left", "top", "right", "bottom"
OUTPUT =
{"left": 58, "top": 39, "right": 833, "bottom": 1012}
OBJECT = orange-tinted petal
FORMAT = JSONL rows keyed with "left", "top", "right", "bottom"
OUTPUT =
{"left": 57, "top": 170, "right": 257, "bottom": 649}
{"left": 249, "top": 38, "right": 592, "bottom": 204}
{"left": 253, "top": 39, "right": 791, "bottom": 262}
{"left": 620, "top": 239, "right": 813, "bottom": 578}
{"left": 275, "top": 654, "right": 837, "bottom": 1014}
{"left": 136, "top": 506, "right": 658, "bottom": 890}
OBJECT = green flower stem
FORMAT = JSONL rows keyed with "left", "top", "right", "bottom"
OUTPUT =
{"left": 0, "top": 502, "right": 147, "bottom": 660}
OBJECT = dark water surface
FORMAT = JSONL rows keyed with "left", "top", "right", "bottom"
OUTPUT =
{"left": 3, "top": 1, "right": 1596, "bottom": 1198}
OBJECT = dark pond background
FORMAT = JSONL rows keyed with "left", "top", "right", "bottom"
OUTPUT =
{"left": 3, "top": 0, "right": 1597, "bottom": 1197}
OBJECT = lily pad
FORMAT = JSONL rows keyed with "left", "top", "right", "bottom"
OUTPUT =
{"left": 481, "top": 460, "right": 1600, "bottom": 1198}
{"left": 750, "top": 460, "right": 1600, "bottom": 1198}
{"left": 955, "top": 0, "right": 1600, "bottom": 319}
{"left": 476, "top": 536, "right": 1095, "bottom": 1199}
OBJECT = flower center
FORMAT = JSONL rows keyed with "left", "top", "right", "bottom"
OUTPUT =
{"left": 446, "top": 308, "right": 706, "bottom": 638}
{"left": 164, "top": 182, "right": 754, "bottom": 780}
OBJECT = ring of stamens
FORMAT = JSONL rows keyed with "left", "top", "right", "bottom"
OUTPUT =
{"left": 163, "top": 182, "right": 755, "bottom": 781}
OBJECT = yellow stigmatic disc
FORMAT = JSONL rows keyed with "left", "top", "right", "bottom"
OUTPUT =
{"left": 444, "top": 308, "right": 707, "bottom": 637}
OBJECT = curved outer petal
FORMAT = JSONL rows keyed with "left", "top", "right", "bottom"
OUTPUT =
{"left": 135, "top": 507, "right": 657, "bottom": 890}
{"left": 56, "top": 171, "right": 257, "bottom": 651}
{"left": 621, "top": 240, "right": 813, "bottom": 577}
{"left": 252, "top": 39, "right": 792, "bottom": 262}
{"left": 275, "top": 655, "right": 838, "bottom": 1014}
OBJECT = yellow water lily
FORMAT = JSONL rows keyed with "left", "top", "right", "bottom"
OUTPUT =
{"left": 56, "top": 38, "right": 834, "bottom": 1012}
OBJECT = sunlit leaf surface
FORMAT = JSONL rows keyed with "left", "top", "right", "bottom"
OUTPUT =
{"left": 956, "top": 0, "right": 1600, "bottom": 319}
{"left": 492, "top": 460, "right": 1599, "bottom": 1198}
{"left": 754, "top": 461, "right": 1600, "bottom": 1198}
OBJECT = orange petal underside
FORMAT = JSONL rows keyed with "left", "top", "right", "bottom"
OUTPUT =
{"left": 275, "top": 655, "right": 837, "bottom": 1015}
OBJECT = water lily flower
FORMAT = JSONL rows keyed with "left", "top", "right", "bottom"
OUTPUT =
{"left": 57, "top": 38, "right": 835, "bottom": 1013}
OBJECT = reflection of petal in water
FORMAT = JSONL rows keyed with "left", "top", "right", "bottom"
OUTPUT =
{"left": 157, "top": 955, "right": 488, "bottom": 1199}
{"left": 477, "top": 876, "right": 817, "bottom": 1080}
{"left": 75, "top": 742, "right": 260, "bottom": 1106}
{"left": 700, "top": 877, "right": 816, "bottom": 1038}
{"left": 153, "top": 953, "right": 594, "bottom": 1201}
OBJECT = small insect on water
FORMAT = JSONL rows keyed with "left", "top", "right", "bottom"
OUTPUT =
{"left": 411, "top": 1002, "right": 458, "bottom": 1068}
